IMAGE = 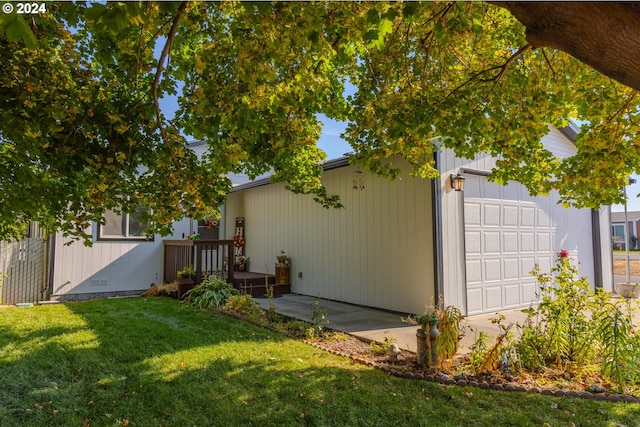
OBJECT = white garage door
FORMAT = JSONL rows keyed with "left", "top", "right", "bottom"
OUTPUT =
{"left": 463, "top": 174, "right": 595, "bottom": 315}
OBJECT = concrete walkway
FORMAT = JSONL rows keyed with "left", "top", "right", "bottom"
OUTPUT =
{"left": 257, "top": 293, "right": 640, "bottom": 355}
{"left": 256, "top": 294, "right": 531, "bottom": 355}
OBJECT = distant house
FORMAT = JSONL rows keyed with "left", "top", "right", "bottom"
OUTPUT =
{"left": 611, "top": 211, "right": 640, "bottom": 250}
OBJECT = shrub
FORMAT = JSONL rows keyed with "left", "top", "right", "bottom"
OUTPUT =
{"left": 281, "top": 320, "right": 314, "bottom": 338}
{"left": 525, "top": 255, "right": 597, "bottom": 367}
{"left": 142, "top": 282, "right": 177, "bottom": 297}
{"left": 435, "top": 305, "right": 463, "bottom": 364}
{"left": 183, "top": 276, "right": 239, "bottom": 308}
{"left": 224, "top": 295, "right": 262, "bottom": 320}
{"left": 593, "top": 298, "right": 640, "bottom": 392}
{"left": 468, "top": 251, "right": 640, "bottom": 392}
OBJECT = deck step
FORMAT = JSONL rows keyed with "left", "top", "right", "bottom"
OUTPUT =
{"left": 231, "top": 272, "right": 290, "bottom": 298}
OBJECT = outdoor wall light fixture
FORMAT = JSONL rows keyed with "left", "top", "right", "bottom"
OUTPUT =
{"left": 450, "top": 173, "right": 465, "bottom": 191}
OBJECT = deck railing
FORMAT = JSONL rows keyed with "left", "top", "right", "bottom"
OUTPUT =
{"left": 163, "top": 240, "right": 234, "bottom": 285}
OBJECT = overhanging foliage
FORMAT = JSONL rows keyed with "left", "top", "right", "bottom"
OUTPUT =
{"left": 1, "top": 1, "right": 638, "bottom": 242}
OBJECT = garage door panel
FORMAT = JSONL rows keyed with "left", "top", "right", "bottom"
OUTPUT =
{"left": 465, "top": 231, "right": 481, "bottom": 254}
{"left": 521, "top": 206, "right": 536, "bottom": 227}
{"left": 503, "top": 232, "right": 518, "bottom": 253}
{"left": 484, "top": 286, "right": 503, "bottom": 310}
{"left": 503, "top": 284, "right": 521, "bottom": 307}
{"left": 484, "top": 259, "right": 501, "bottom": 281}
{"left": 537, "top": 209, "right": 551, "bottom": 227}
{"left": 465, "top": 203, "right": 481, "bottom": 225}
{"left": 484, "top": 231, "right": 501, "bottom": 253}
{"left": 464, "top": 176, "right": 595, "bottom": 315}
{"left": 520, "top": 257, "right": 537, "bottom": 275}
{"left": 503, "top": 206, "right": 518, "bottom": 226}
{"left": 521, "top": 281, "right": 538, "bottom": 304}
{"left": 466, "top": 259, "right": 482, "bottom": 283}
{"left": 503, "top": 258, "right": 519, "bottom": 279}
{"left": 537, "top": 232, "right": 551, "bottom": 252}
{"left": 466, "top": 288, "right": 483, "bottom": 314}
{"left": 483, "top": 204, "right": 500, "bottom": 226}
{"left": 536, "top": 256, "right": 552, "bottom": 274}
{"left": 521, "top": 232, "right": 535, "bottom": 252}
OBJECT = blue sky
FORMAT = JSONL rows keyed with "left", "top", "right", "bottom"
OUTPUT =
{"left": 612, "top": 179, "right": 640, "bottom": 213}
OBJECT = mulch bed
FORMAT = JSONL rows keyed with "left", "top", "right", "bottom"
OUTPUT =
{"left": 305, "top": 331, "right": 640, "bottom": 404}
{"left": 215, "top": 305, "right": 639, "bottom": 404}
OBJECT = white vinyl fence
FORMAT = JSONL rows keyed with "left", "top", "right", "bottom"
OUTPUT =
{"left": 0, "top": 238, "right": 48, "bottom": 305}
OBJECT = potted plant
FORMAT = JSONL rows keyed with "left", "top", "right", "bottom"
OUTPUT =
{"left": 176, "top": 265, "right": 196, "bottom": 299}
{"left": 275, "top": 250, "right": 290, "bottom": 285}
{"left": 617, "top": 282, "right": 639, "bottom": 298}
{"left": 236, "top": 255, "right": 249, "bottom": 271}
{"left": 412, "top": 312, "right": 439, "bottom": 365}
{"left": 415, "top": 312, "right": 440, "bottom": 330}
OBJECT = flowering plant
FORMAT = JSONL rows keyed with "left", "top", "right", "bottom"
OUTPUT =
{"left": 276, "top": 250, "right": 290, "bottom": 266}
{"left": 204, "top": 218, "right": 218, "bottom": 228}
{"left": 177, "top": 265, "right": 195, "bottom": 277}
{"left": 233, "top": 234, "right": 245, "bottom": 248}
{"left": 557, "top": 249, "right": 569, "bottom": 258}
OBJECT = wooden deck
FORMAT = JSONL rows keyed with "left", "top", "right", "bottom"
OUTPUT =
{"left": 231, "top": 272, "right": 291, "bottom": 298}
{"left": 163, "top": 240, "right": 290, "bottom": 298}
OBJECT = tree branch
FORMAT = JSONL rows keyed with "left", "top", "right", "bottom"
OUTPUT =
{"left": 153, "top": 1, "right": 188, "bottom": 169}
{"left": 541, "top": 48, "right": 556, "bottom": 78}
{"left": 482, "top": 44, "right": 531, "bottom": 100}
{"left": 608, "top": 90, "right": 638, "bottom": 123}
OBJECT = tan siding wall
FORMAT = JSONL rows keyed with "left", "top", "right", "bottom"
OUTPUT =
{"left": 52, "top": 218, "right": 193, "bottom": 297}
{"left": 226, "top": 161, "right": 434, "bottom": 314}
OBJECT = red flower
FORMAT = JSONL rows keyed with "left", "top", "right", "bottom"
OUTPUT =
{"left": 557, "top": 249, "right": 569, "bottom": 258}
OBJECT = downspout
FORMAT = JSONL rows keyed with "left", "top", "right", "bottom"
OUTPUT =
{"left": 591, "top": 209, "right": 603, "bottom": 289}
{"left": 46, "top": 232, "right": 56, "bottom": 300}
{"left": 432, "top": 152, "right": 445, "bottom": 306}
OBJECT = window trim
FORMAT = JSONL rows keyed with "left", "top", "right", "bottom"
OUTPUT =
{"left": 97, "top": 207, "right": 154, "bottom": 242}
{"left": 612, "top": 224, "right": 625, "bottom": 238}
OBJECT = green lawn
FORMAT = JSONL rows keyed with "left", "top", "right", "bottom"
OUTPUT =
{"left": 1, "top": 298, "right": 638, "bottom": 427}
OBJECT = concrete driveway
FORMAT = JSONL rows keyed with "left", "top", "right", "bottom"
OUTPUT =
{"left": 256, "top": 294, "right": 539, "bottom": 355}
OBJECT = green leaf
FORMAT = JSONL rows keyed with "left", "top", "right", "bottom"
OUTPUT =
{"left": 2, "top": 15, "right": 38, "bottom": 49}
{"left": 84, "top": 3, "right": 107, "bottom": 22}
{"left": 402, "top": 2, "right": 419, "bottom": 18}
{"left": 378, "top": 18, "right": 393, "bottom": 39}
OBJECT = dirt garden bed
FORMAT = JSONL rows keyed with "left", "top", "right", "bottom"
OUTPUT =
{"left": 218, "top": 306, "right": 640, "bottom": 404}
{"left": 305, "top": 327, "right": 640, "bottom": 404}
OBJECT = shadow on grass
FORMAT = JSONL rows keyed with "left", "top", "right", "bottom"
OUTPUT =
{"left": 1, "top": 297, "right": 639, "bottom": 427}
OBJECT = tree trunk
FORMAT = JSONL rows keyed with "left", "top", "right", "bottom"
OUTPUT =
{"left": 496, "top": 2, "right": 640, "bottom": 91}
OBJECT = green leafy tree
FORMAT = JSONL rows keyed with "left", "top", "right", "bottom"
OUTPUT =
{"left": 1, "top": 2, "right": 639, "bottom": 243}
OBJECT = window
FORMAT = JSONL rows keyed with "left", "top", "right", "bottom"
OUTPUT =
{"left": 612, "top": 224, "right": 625, "bottom": 239}
{"left": 612, "top": 224, "right": 626, "bottom": 250}
{"left": 98, "top": 206, "right": 152, "bottom": 241}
